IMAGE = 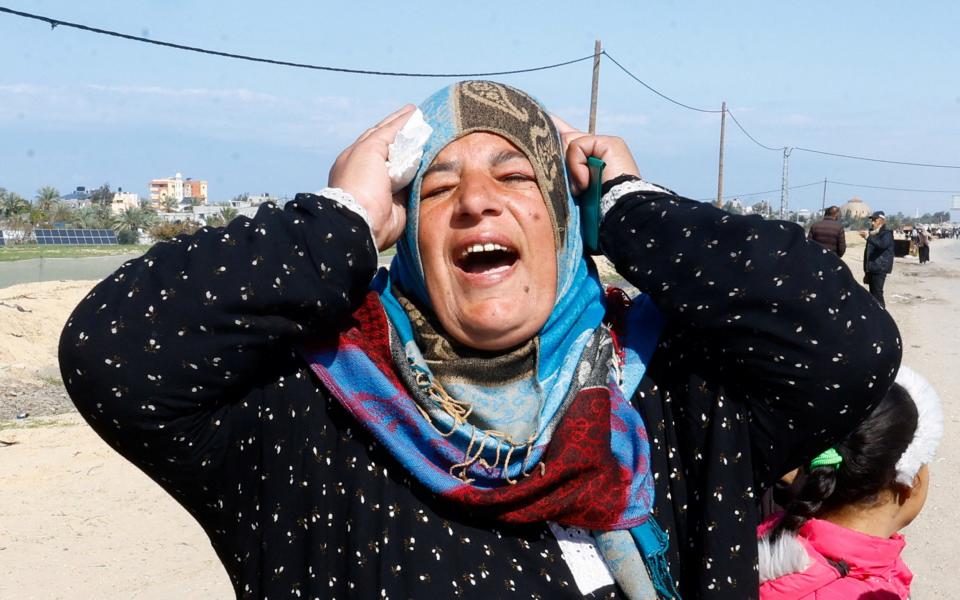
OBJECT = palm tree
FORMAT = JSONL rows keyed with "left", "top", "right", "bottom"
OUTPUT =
{"left": 140, "top": 205, "right": 159, "bottom": 228}
{"left": 205, "top": 213, "right": 226, "bottom": 228}
{"left": 116, "top": 207, "right": 140, "bottom": 233}
{"left": 35, "top": 186, "right": 60, "bottom": 213}
{"left": 1, "top": 192, "right": 30, "bottom": 220}
{"left": 29, "top": 206, "right": 51, "bottom": 228}
{"left": 116, "top": 206, "right": 158, "bottom": 234}
{"left": 161, "top": 195, "right": 179, "bottom": 213}
{"left": 90, "top": 203, "right": 117, "bottom": 230}
{"left": 219, "top": 206, "right": 239, "bottom": 223}
{"left": 72, "top": 207, "right": 101, "bottom": 229}
{"left": 49, "top": 202, "right": 76, "bottom": 225}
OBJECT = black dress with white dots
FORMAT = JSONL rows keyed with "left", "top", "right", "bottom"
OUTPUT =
{"left": 60, "top": 183, "right": 900, "bottom": 600}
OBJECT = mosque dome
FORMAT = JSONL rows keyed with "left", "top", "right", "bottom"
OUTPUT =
{"left": 840, "top": 197, "right": 872, "bottom": 219}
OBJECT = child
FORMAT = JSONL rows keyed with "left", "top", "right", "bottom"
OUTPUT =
{"left": 758, "top": 365, "right": 943, "bottom": 599}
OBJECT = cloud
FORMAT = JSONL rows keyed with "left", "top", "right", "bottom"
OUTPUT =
{"left": 0, "top": 84, "right": 47, "bottom": 94}
{"left": 0, "top": 82, "right": 366, "bottom": 148}
{"left": 84, "top": 83, "right": 290, "bottom": 104}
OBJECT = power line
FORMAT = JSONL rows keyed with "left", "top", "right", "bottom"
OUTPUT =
{"left": 827, "top": 180, "right": 960, "bottom": 194}
{"left": 697, "top": 180, "right": 822, "bottom": 202}
{"left": 719, "top": 111, "right": 960, "bottom": 168}
{"left": 0, "top": 6, "right": 595, "bottom": 77}
{"left": 5, "top": 4, "right": 958, "bottom": 171}
{"left": 601, "top": 51, "right": 722, "bottom": 114}
{"left": 595, "top": 54, "right": 788, "bottom": 156}
{"left": 724, "top": 109, "right": 785, "bottom": 152}
{"left": 603, "top": 50, "right": 959, "bottom": 168}
{"left": 795, "top": 147, "right": 960, "bottom": 170}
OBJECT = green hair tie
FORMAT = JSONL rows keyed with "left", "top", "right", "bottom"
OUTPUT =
{"left": 810, "top": 448, "right": 843, "bottom": 469}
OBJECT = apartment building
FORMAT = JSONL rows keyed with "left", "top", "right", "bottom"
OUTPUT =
{"left": 110, "top": 188, "right": 141, "bottom": 214}
{"left": 149, "top": 172, "right": 208, "bottom": 208}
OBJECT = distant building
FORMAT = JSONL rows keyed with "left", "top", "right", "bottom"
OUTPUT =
{"left": 840, "top": 197, "right": 872, "bottom": 219}
{"left": 61, "top": 186, "right": 91, "bottom": 208}
{"left": 183, "top": 178, "right": 208, "bottom": 205}
{"left": 150, "top": 173, "right": 208, "bottom": 208}
{"left": 230, "top": 193, "right": 280, "bottom": 208}
{"left": 951, "top": 195, "right": 960, "bottom": 223}
{"left": 192, "top": 204, "right": 259, "bottom": 224}
{"left": 109, "top": 188, "right": 140, "bottom": 215}
{"left": 158, "top": 204, "right": 258, "bottom": 227}
{"left": 155, "top": 209, "right": 199, "bottom": 225}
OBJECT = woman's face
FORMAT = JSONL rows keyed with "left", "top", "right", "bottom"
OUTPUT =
{"left": 417, "top": 132, "right": 558, "bottom": 351}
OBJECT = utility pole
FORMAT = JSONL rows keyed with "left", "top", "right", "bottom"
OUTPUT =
{"left": 716, "top": 101, "right": 727, "bottom": 208}
{"left": 821, "top": 178, "right": 827, "bottom": 213}
{"left": 588, "top": 40, "right": 602, "bottom": 134}
{"left": 779, "top": 147, "right": 792, "bottom": 219}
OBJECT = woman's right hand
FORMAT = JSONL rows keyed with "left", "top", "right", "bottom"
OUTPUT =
{"left": 328, "top": 104, "right": 416, "bottom": 250}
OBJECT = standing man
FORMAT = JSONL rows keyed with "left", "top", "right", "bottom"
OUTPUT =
{"left": 808, "top": 205, "right": 846, "bottom": 256}
{"left": 917, "top": 225, "right": 931, "bottom": 264}
{"left": 860, "top": 210, "right": 894, "bottom": 307}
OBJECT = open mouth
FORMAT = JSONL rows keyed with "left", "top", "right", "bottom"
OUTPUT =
{"left": 455, "top": 242, "right": 519, "bottom": 275}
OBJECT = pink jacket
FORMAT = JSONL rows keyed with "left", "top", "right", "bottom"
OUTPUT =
{"left": 757, "top": 514, "right": 912, "bottom": 599}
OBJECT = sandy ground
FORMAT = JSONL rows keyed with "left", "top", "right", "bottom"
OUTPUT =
{"left": 1, "top": 238, "right": 958, "bottom": 598}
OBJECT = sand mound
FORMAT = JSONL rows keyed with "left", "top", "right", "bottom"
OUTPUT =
{"left": 0, "top": 280, "right": 99, "bottom": 385}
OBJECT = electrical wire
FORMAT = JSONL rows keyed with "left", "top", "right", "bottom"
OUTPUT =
{"left": 601, "top": 51, "right": 722, "bottom": 114}
{"left": 0, "top": 6, "right": 595, "bottom": 77}
{"left": 826, "top": 180, "right": 960, "bottom": 194}
{"left": 795, "top": 147, "right": 960, "bottom": 170}
{"left": 5, "top": 5, "right": 959, "bottom": 172}
{"left": 697, "top": 180, "right": 823, "bottom": 202}
{"left": 724, "top": 109, "right": 785, "bottom": 152}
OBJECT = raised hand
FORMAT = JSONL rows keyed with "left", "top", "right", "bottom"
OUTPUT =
{"left": 328, "top": 104, "right": 417, "bottom": 250}
{"left": 551, "top": 115, "right": 641, "bottom": 196}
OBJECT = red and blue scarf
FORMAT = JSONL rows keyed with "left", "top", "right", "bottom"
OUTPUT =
{"left": 303, "top": 81, "right": 679, "bottom": 599}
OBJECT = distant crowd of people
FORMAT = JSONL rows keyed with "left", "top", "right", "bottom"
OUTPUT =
{"left": 808, "top": 206, "right": 958, "bottom": 307}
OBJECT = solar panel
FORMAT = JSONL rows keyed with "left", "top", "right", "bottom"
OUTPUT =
{"left": 34, "top": 228, "right": 118, "bottom": 245}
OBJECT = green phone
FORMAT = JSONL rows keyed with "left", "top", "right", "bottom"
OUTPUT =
{"left": 576, "top": 156, "right": 605, "bottom": 255}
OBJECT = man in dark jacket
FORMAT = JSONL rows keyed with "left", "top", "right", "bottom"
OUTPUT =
{"left": 808, "top": 205, "right": 846, "bottom": 256}
{"left": 861, "top": 210, "right": 894, "bottom": 307}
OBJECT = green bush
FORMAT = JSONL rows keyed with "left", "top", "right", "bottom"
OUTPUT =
{"left": 149, "top": 220, "right": 200, "bottom": 241}
{"left": 117, "top": 229, "right": 139, "bottom": 245}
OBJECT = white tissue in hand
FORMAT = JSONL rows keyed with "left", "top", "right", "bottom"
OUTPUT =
{"left": 386, "top": 109, "right": 432, "bottom": 193}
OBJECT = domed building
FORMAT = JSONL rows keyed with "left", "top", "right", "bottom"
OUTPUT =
{"left": 840, "top": 197, "right": 872, "bottom": 219}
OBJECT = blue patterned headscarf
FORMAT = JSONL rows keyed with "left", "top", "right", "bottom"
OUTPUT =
{"left": 387, "top": 81, "right": 609, "bottom": 410}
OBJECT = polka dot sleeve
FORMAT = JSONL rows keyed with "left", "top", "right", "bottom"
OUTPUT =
{"left": 58, "top": 194, "right": 377, "bottom": 478}
{"left": 599, "top": 180, "right": 902, "bottom": 487}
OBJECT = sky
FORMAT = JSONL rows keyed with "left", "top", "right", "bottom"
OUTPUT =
{"left": 1, "top": 1, "right": 958, "bottom": 216}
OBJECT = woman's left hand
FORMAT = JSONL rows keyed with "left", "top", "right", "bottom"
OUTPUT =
{"left": 551, "top": 115, "right": 641, "bottom": 195}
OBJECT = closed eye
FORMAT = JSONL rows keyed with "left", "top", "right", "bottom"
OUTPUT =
{"left": 421, "top": 185, "right": 454, "bottom": 200}
{"left": 501, "top": 173, "right": 535, "bottom": 183}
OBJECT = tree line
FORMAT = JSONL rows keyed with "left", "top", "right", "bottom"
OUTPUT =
{"left": 0, "top": 184, "right": 240, "bottom": 244}
{"left": 719, "top": 200, "right": 951, "bottom": 231}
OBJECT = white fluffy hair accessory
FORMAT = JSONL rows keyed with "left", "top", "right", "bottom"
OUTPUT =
{"left": 894, "top": 365, "right": 944, "bottom": 486}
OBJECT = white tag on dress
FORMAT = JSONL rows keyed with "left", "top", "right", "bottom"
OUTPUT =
{"left": 548, "top": 522, "right": 616, "bottom": 595}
